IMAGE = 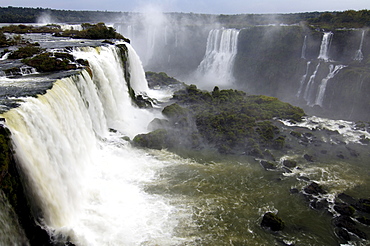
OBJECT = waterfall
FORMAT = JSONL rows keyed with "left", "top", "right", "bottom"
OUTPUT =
{"left": 314, "top": 64, "right": 346, "bottom": 107}
{"left": 296, "top": 61, "right": 311, "bottom": 97}
{"left": 1, "top": 43, "right": 180, "bottom": 245}
{"left": 196, "top": 28, "right": 240, "bottom": 88}
{"left": 303, "top": 62, "right": 321, "bottom": 105}
{"left": 301, "top": 35, "right": 307, "bottom": 59}
{"left": 71, "top": 44, "right": 153, "bottom": 137}
{"left": 318, "top": 32, "right": 333, "bottom": 62}
{"left": 354, "top": 30, "right": 365, "bottom": 61}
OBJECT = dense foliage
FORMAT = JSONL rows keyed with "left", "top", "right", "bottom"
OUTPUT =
{"left": 55, "top": 23, "right": 127, "bottom": 40}
{"left": 0, "top": 24, "right": 61, "bottom": 34}
{"left": 0, "top": 6, "right": 123, "bottom": 23}
{"left": 22, "top": 52, "right": 78, "bottom": 72}
{"left": 145, "top": 71, "right": 183, "bottom": 89}
{"left": 308, "top": 10, "right": 370, "bottom": 29}
{"left": 134, "top": 84, "right": 305, "bottom": 155}
{"left": 0, "top": 6, "right": 369, "bottom": 29}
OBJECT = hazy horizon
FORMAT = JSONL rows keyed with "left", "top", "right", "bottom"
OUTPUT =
{"left": 1, "top": 0, "right": 369, "bottom": 15}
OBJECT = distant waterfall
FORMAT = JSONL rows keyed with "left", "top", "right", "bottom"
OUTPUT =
{"left": 301, "top": 35, "right": 307, "bottom": 59}
{"left": 296, "top": 61, "right": 311, "bottom": 97}
{"left": 1, "top": 43, "right": 180, "bottom": 245}
{"left": 196, "top": 28, "right": 240, "bottom": 88}
{"left": 354, "top": 30, "right": 365, "bottom": 61}
{"left": 318, "top": 32, "right": 333, "bottom": 61}
{"left": 314, "top": 64, "right": 346, "bottom": 106}
{"left": 303, "top": 62, "right": 321, "bottom": 105}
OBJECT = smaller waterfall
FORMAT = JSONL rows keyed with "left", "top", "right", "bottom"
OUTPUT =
{"left": 296, "top": 61, "right": 311, "bottom": 97}
{"left": 314, "top": 64, "right": 346, "bottom": 106}
{"left": 354, "top": 30, "right": 365, "bottom": 61}
{"left": 303, "top": 62, "right": 321, "bottom": 105}
{"left": 196, "top": 28, "right": 240, "bottom": 87}
{"left": 301, "top": 35, "right": 307, "bottom": 59}
{"left": 318, "top": 32, "right": 333, "bottom": 62}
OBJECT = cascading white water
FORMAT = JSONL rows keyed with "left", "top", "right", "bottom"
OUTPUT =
{"left": 303, "top": 62, "right": 321, "bottom": 105}
{"left": 314, "top": 64, "right": 346, "bottom": 106}
{"left": 1, "top": 43, "right": 187, "bottom": 245}
{"left": 196, "top": 28, "right": 240, "bottom": 88}
{"left": 296, "top": 61, "right": 311, "bottom": 97}
{"left": 71, "top": 44, "right": 154, "bottom": 138}
{"left": 318, "top": 32, "right": 333, "bottom": 62}
{"left": 354, "top": 30, "right": 365, "bottom": 61}
{"left": 301, "top": 35, "right": 307, "bottom": 59}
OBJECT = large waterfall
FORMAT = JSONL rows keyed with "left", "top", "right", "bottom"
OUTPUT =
{"left": 1, "top": 43, "right": 188, "bottom": 245}
{"left": 195, "top": 28, "right": 240, "bottom": 88}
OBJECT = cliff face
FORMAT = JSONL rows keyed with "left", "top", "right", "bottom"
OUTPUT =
{"left": 233, "top": 26, "right": 370, "bottom": 121}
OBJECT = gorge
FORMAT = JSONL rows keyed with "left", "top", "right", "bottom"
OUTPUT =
{"left": 0, "top": 11, "right": 370, "bottom": 246}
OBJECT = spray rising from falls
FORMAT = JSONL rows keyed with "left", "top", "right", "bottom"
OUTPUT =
{"left": 1, "top": 43, "right": 184, "bottom": 245}
{"left": 318, "top": 32, "right": 333, "bottom": 62}
{"left": 196, "top": 28, "right": 240, "bottom": 88}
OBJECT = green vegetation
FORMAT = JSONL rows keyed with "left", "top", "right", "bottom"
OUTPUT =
{"left": 0, "top": 24, "right": 61, "bottom": 34}
{"left": 22, "top": 52, "right": 78, "bottom": 72}
{"left": 0, "top": 23, "right": 127, "bottom": 41}
{"left": 55, "top": 23, "right": 128, "bottom": 41}
{"left": 8, "top": 44, "right": 44, "bottom": 59}
{"left": 133, "top": 84, "right": 305, "bottom": 155}
{"left": 308, "top": 10, "right": 370, "bottom": 29}
{"left": 145, "top": 71, "right": 183, "bottom": 89}
{"left": 0, "top": 6, "right": 124, "bottom": 23}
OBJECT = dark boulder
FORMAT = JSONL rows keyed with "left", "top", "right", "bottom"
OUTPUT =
{"left": 335, "top": 227, "right": 351, "bottom": 242}
{"left": 333, "top": 216, "right": 367, "bottom": 240}
{"left": 303, "top": 182, "right": 326, "bottom": 195}
{"left": 303, "top": 154, "right": 314, "bottom": 162}
{"left": 282, "top": 159, "right": 297, "bottom": 168}
{"left": 260, "top": 160, "right": 277, "bottom": 170}
{"left": 334, "top": 203, "right": 355, "bottom": 216}
{"left": 355, "top": 199, "right": 370, "bottom": 213}
{"left": 357, "top": 216, "right": 370, "bottom": 226}
{"left": 261, "top": 212, "right": 285, "bottom": 231}
{"left": 338, "top": 193, "right": 357, "bottom": 205}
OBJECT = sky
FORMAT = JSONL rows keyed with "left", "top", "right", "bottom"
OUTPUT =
{"left": 0, "top": 0, "right": 369, "bottom": 14}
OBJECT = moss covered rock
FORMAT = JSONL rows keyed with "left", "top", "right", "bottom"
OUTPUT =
{"left": 261, "top": 212, "right": 285, "bottom": 231}
{"left": 132, "top": 129, "right": 171, "bottom": 150}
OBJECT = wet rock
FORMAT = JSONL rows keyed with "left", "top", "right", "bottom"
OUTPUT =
{"left": 333, "top": 216, "right": 367, "bottom": 240}
{"left": 303, "top": 182, "right": 326, "bottom": 195}
{"left": 357, "top": 216, "right": 370, "bottom": 226}
{"left": 303, "top": 154, "right": 314, "bottom": 162}
{"left": 334, "top": 203, "right": 355, "bottom": 216}
{"left": 355, "top": 199, "right": 370, "bottom": 213}
{"left": 297, "top": 176, "right": 310, "bottom": 182}
{"left": 260, "top": 160, "right": 277, "bottom": 170}
{"left": 310, "top": 198, "right": 328, "bottom": 210}
{"left": 283, "top": 159, "right": 297, "bottom": 168}
{"left": 335, "top": 227, "right": 351, "bottom": 242}
{"left": 338, "top": 193, "right": 357, "bottom": 205}
{"left": 261, "top": 212, "right": 285, "bottom": 231}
